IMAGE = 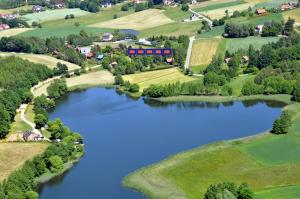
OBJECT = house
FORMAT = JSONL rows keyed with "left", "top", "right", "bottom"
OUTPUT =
{"left": 102, "top": 32, "right": 114, "bottom": 41}
{"left": 191, "top": 0, "right": 197, "bottom": 4}
{"left": 138, "top": 38, "right": 152, "bottom": 46}
{"left": 102, "top": 1, "right": 112, "bottom": 8}
{"left": 55, "top": 3, "right": 65, "bottom": 9}
{"left": 32, "top": 5, "right": 43, "bottom": 12}
{"left": 0, "top": 24, "right": 10, "bottom": 30}
{"left": 166, "top": 57, "right": 173, "bottom": 63}
{"left": 190, "top": 14, "right": 199, "bottom": 21}
{"left": 23, "top": 131, "right": 44, "bottom": 141}
{"left": 163, "top": 0, "right": 173, "bottom": 5}
{"left": 79, "top": 47, "right": 94, "bottom": 58}
{"left": 281, "top": 3, "right": 295, "bottom": 11}
{"left": 256, "top": 8, "right": 267, "bottom": 15}
{"left": 97, "top": 54, "right": 104, "bottom": 60}
{"left": 133, "top": 0, "right": 140, "bottom": 3}
{"left": 0, "top": 13, "right": 19, "bottom": 20}
{"left": 255, "top": 25, "right": 264, "bottom": 34}
{"left": 110, "top": 61, "right": 118, "bottom": 68}
{"left": 242, "top": 56, "right": 249, "bottom": 63}
{"left": 224, "top": 57, "right": 232, "bottom": 64}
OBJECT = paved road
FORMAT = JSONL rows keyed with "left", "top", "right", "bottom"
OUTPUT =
{"left": 184, "top": 36, "right": 195, "bottom": 70}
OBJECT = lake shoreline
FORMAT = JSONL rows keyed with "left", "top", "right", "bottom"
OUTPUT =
{"left": 123, "top": 94, "right": 300, "bottom": 199}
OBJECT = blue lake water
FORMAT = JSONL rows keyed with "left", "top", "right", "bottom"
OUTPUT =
{"left": 39, "top": 87, "right": 284, "bottom": 199}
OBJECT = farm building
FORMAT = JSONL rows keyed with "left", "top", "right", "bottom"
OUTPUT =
{"left": 79, "top": 47, "right": 94, "bottom": 58}
{"left": 224, "top": 57, "right": 231, "bottom": 64}
{"left": 102, "top": 32, "right": 114, "bottom": 41}
{"left": 102, "top": 1, "right": 112, "bottom": 8}
{"left": 190, "top": 14, "right": 199, "bottom": 21}
{"left": 163, "top": 0, "right": 174, "bottom": 6}
{"left": 110, "top": 61, "right": 118, "bottom": 68}
{"left": 138, "top": 38, "right": 152, "bottom": 45}
{"left": 256, "top": 8, "right": 267, "bottom": 15}
{"left": 97, "top": 54, "right": 104, "bottom": 60}
{"left": 242, "top": 56, "right": 249, "bottom": 63}
{"left": 281, "top": 3, "right": 296, "bottom": 11}
{"left": 133, "top": 0, "right": 141, "bottom": 3}
{"left": 32, "top": 5, "right": 43, "bottom": 12}
{"left": 255, "top": 25, "right": 264, "bottom": 34}
{"left": 0, "top": 24, "right": 10, "bottom": 30}
{"left": 191, "top": 0, "right": 197, "bottom": 4}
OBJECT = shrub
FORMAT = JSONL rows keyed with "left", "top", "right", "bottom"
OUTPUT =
{"left": 48, "top": 155, "right": 64, "bottom": 173}
{"left": 129, "top": 83, "right": 140, "bottom": 93}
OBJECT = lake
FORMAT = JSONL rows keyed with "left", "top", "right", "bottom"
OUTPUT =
{"left": 39, "top": 87, "right": 284, "bottom": 199}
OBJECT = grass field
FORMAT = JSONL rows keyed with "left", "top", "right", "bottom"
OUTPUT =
{"left": 0, "top": 52, "right": 81, "bottom": 71}
{"left": 22, "top": 8, "right": 90, "bottom": 24}
{"left": 90, "top": 9, "right": 173, "bottom": 31}
{"left": 33, "top": 70, "right": 114, "bottom": 96}
{"left": 194, "top": 0, "right": 246, "bottom": 12}
{"left": 123, "top": 68, "right": 196, "bottom": 90}
{"left": 8, "top": 111, "right": 31, "bottom": 135}
{"left": 0, "top": 28, "right": 33, "bottom": 37}
{"left": 163, "top": 7, "right": 191, "bottom": 22}
{"left": 139, "top": 21, "right": 202, "bottom": 37}
{"left": 124, "top": 98, "right": 300, "bottom": 199}
{"left": 254, "top": 0, "right": 298, "bottom": 9}
{"left": 226, "top": 36, "right": 280, "bottom": 53}
{"left": 0, "top": 143, "right": 48, "bottom": 181}
{"left": 190, "top": 38, "right": 221, "bottom": 67}
{"left": 283, "top": 8, "right": 300, "bottom": 23}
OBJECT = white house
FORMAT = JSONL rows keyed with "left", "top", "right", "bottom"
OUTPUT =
{"left": 190, "top": 14, "right": 199, "bottom": 21}
{"left": 102, "top": 1, "right": 112, "bottom": 8}
{"left": 102, "top": 32, "right": 114, "bottom": 41}
{"left": 163, "top": 0, "right": 173, "bottom": 5}
{"left": 255, "top": 25, "right": 264, "bottom": 34}
{"left": 191, "top": 0, "right": 197, "bottom": 4}
{"left": 138, "top": 38, "right": 152, "bottom": 46}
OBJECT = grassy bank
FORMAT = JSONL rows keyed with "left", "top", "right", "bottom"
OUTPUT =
{"left": 123, "top": 94, "right": 300, "bottom": 199}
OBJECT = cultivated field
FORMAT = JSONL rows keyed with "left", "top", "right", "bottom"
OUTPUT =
{"left": 0, "top": 5, "right": 32, "bottom": 14}
{"left": 283, "top": 8, "right": 300, "bottom": 23}
{"left": 0, "top": 52, "right": 81, "bottom": 71}
{"left": 0, "top": 28, "right": 33, "bottom": 37}
{"left": 189, "top": 38, "right": 221, "bottom": 67}
{"left": 254, "top": 0, "right": 298, "bottom": 9}
{"left": 90, "top": 9, "right": 174, "bottom": 30}
{"left": 0, "top": 143, "right": 48, "bottom": 181}
{"left": 32, "top": 70, "right": 114, "bottom": 96}
{"left": 22, "top": 8, "right": 90, "bottom": 24}
{"left": 122, "top": 68, "right": 195, "bottom": 90}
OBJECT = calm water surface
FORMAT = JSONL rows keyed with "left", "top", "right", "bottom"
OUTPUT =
{"left": 39, "top": 88, "right": 284, "bottom": 199}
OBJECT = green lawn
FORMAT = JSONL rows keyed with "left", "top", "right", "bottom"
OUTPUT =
{"left": 226, "top": 37, "right": 280, "bottom": 53}
{"left": 194, "top": 0, "right": 246, "bottom": 12}
{"left": 255, "top": 184, "right": 300, "bottom": 199}
{"left": 163, "top": 7, "right": 191, "bottom": 22}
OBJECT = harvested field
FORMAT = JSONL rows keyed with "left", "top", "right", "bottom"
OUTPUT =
{"left": 190, "top": 38, "right": 221, "bottom": 67}
{"left": 123, "top": 68, "right": 195, "bottom": 90}
{"left": 0, "top": 28, "right": 33, "bottom": 37}
{"left": 283, "top": 8, "right": 300, "bottom": 23}
{"left": 90, "top": 9, "right": 174, "bottom": 30}
{"left": 0, "top": 143, "right": 48, "bottom": 181}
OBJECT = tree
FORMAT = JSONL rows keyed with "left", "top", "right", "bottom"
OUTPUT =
{"left": 48, "top": 155, "right": 64, "bottom": 173}
{"left": 237, "top": 183, "right": 254, "bottom": 199}
{"left": 272, "top": 111, "right": 292, "bottom": 134}
{"left": 293, "top": 79, "right": 300, "bottom": 102}
{"left": 283, "top": 18, "right": 295, "bottom": 36}
{"left": 34, "top": 114, "right": 48, "bottom": 129}
{"left": 205, "top": 55, "right": 223, "bottom": 74}
{"left": 181, "top": 4, "right": 189, "bottom": 11}
{"left": 129, "top": 83, "right": 140, "bottom": 92}
{"left": 47, "top": 79, "right": 68, "bottom": 99}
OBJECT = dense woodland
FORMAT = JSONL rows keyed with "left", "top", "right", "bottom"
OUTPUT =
{"left": 0, "top": 57, "right": 52, "bottom": 138}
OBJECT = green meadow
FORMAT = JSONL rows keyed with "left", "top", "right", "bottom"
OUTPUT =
{"left": 194, "top": 0, "right": 246, "bottom": 12}
{"left": 124, "top": 99, "right": 300, "bottom": 199}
